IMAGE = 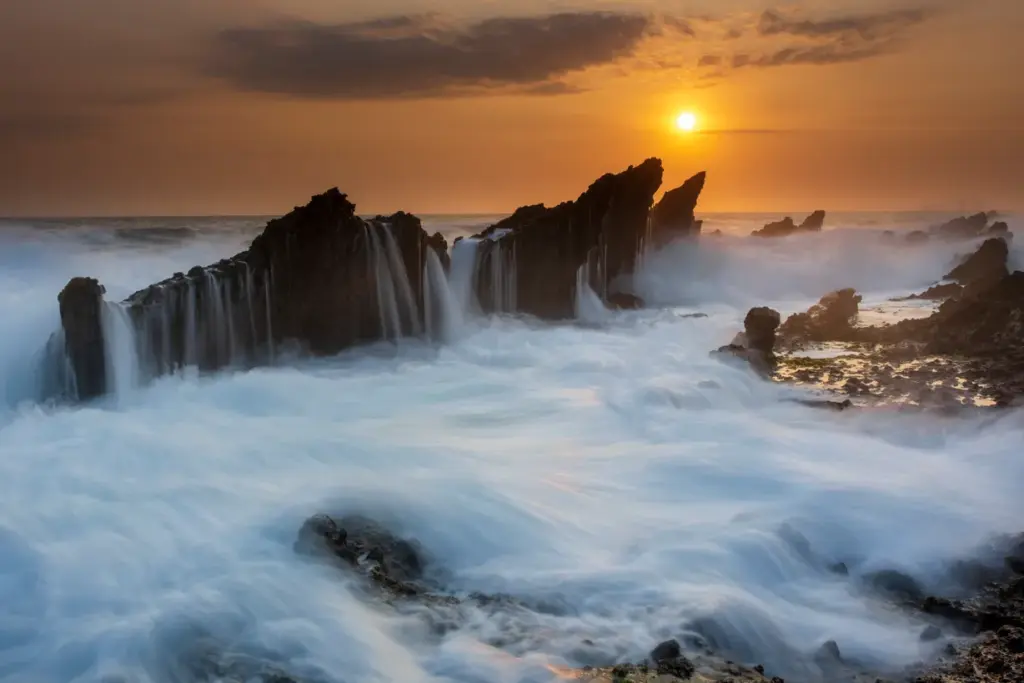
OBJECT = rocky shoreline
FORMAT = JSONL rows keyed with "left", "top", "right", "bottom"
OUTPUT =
{"left": 716, "top": 232, "right": 1023, "bottom": 409}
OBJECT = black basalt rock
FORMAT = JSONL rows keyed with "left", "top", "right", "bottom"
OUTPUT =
{"left": 469, "top": 159, "right": 670, "bottom": 319}
{"left": 650, "top": 172, "right": 706, "bottom": 244}
{"left": 751, "top": 210, "right": 826, "bottom": 238}
{"left": 57, "top": 277, "right": 107, "bottom": 400}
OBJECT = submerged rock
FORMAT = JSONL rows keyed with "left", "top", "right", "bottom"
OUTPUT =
{"left": 751, "top": 210, "right": 826, "bottom": 238}
{"left": 52, "top": 190, "right": 450, "bottom": 400}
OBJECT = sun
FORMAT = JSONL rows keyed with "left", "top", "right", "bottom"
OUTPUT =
{"left": 675, "top": 111, "right": 698, "bottom": 133}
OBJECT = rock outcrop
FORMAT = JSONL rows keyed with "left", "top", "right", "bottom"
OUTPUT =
{"left": 945, "top": 237, "right": 1009, "bottom": 287}
{"left": 715, "top": 307, "right": 781, "bottom": 375}
{"left": 777, "top": 288, "right": 861, "bottom": 346}
{"left": 650, "top": 171, "right": 707, "bottom": 243}
{"left": 751, "top": 210, "right": 826, "bottom": 238}
{"left": 55, "top": 189, "right": 449, "bottom": 400}
{"left": 465, "top": 161, "right": 706, "bottom": 319}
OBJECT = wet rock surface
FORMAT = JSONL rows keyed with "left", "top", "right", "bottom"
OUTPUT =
{"left": 714, "top": 307, "right": 781, "bottom": 375}
{"left": 751, "top": 211, "right": 826, "bottom": 238}
{"left": 470, "top": 159, "right": 672, "bottom": 319}
{"left": 777, "top": 289, "right": 862, "bottom": 349}
{"left": 54, "top": 190, "right": 450, "bottom": 400}
{"left": 944, "top": 237, "right": 1009, "bottom": 287}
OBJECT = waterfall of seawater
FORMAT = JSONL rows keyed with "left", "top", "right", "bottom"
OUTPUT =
{"left": 424, "top": 249, "right": 462, "bottom": 343}
{"left": 449, "top": 239, "right": 481, "bottom": 317}
{"left": 101, "top": 301, "right": 141, "bottom": 402}
{"left": 575, "top": 261, "right": 609, "bottom": 324}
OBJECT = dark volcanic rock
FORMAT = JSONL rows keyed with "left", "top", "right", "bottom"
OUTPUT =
{"left": 903, "top": 282, "right": 964, "bottom": 301}
{"left": 54, "top": 190, "right": 449, "bottom": 399}
{"left": 470, "top": 159, "right": 669, "bottom": 319}
{"left": 945, "top": 237, "right": 1009, "bottom": 287}
{"left": 931, "top": 212, "right": 990, "bottom": 240}
{"left": 778, "top": 288, "right": 862, "bottom": 346}
{"left": 296, "top": 514, "right": 428, "bottom": 598}
{"left": 751, "top": 210, "right": 826, "bottom": 238}
{"left": 715, "top": 307, "right": 781, "bottom": 375}
{"left": 57, "top": 277, "right": 107, "bottom": 400}
{"left": 650, "top": 172, "right": 706, "bottom": 243}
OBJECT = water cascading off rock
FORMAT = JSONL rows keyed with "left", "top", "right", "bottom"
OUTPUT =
{"left": 54, "top": 190, "right": 449, "bottom": 400}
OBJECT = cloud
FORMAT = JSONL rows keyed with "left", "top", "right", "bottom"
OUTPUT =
{"left": 206, "top": 12, "right": 654, "bottom": 99}
{"left": 757, "top": 8, "right": 930, "bottom": 40}
{"left": 699, "top": 7, "right": 935, "bottom": 73}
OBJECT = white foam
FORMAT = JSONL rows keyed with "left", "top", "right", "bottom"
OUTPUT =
{"left": 0, "top": 218, "right": 1022, "bottom": 682}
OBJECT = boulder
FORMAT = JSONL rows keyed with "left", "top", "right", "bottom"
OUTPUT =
{"left": 751, "top": 210, "right": 826, "bottom": 238}
{"left": 649, "top": 172, "right": 706, "bottom": 243}
{"left": 715, "top": 307, "right": 781, "bottom": 375}
{"left": 945, "top": 237, "right": 1009, "bottom": 287}
{"left": 53, "top": 190, "right": 449, "bottom": 400}
{"left": 778, "top": 288, "right": 862, "bottom": 344}
{"left": 469, "top": 159, "right": 669, "bottom": 319}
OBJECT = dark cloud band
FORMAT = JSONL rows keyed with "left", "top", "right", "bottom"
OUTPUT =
{"left": 206, "top": 12, "right": 653, "bottom": 99}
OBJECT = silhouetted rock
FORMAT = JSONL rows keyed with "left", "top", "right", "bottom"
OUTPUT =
{"left": 650, "top": 639, "right": 682, "bottom": 663}
{"left": 945, "top": 237, "right": 1009, "bottom": 287}
{"left": 778, "top": 288, "right": 862, "bottom": 345}
{"left": 751, "top": 210, "right": 826, "bottom": 238}
{"left": 57, "top": 278, "right": 107, "bottom": 400}
{"left": 988, "top": 221, "right": 1011, "bottom": 238}
{"left": 469, "top": 159, "right": 670, "bottom": 319}
{"left": 715, "top": 307, "right": 781, "bottom": 375}
{"left": 650, "top": 172, "right": 706, "bottom": 243}
{"left": 931, "top": 212, "right": 990, "bottom": 240}
{"left": 903, "top": 282, "right": 963, "bottom": 301}
{"left": 53, "top": 190, "right": 450, "bottom": 399}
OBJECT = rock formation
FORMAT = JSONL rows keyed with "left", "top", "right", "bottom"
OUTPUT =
{"left": 945, "top": 237, "right": 1009, "bottom": 287}
{"left": 777, "top": 288, "right": 862, "bottom": 346}
{"left": 464, "top": 159, "right": 686, "bottom": 319}
{"left": 649, "top": 171, "right": 706, "bottom": 243}
{"left": 55, "top": 189, "right": 449, "bottom": 400}
{"left": 715, "top": 306, "right": 781, "bottom": 375}
{"left": 751, "top": 210, "right": 826, "bottom": 238}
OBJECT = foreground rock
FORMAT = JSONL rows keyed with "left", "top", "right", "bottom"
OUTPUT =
{"left": 467, "top": 163, "right": 707, "bottom": 318}
{"left": 751, "top": 211, "right": 825, "bottom": 238}
{"left": 55, "top": 190, "right": 449, "bottom": 400}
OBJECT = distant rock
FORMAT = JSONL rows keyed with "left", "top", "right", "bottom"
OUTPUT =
{"left": 650, "top": 171, "right": 707, "bottom": 243}
{"left": 932, "top": 212, "right": 990, "bottom": 240}
{"left": 751, "top": 210, "right": 826, "bottom": 238}
{"left": 945, "top": 237, "right": 1009, "bottom": 287}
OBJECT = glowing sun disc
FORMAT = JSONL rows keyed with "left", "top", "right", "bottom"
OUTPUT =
{"left": 676, "top": 112, "right": 698, "bottom": 132}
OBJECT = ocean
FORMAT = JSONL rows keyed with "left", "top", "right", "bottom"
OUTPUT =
{"left": 0, "top": 211, "right": 1022, "bottom": 682}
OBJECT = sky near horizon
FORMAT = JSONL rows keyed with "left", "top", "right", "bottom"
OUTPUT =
{"left": 1, "top": 0, "right": 1021, "bottom": 216}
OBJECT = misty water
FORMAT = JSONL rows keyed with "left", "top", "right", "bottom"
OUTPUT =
{"left": 1, "top": 214, "right": 1023, "bottom": 683}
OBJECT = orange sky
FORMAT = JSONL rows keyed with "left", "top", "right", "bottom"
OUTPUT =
{"left": 1, "top": 0, "right": 1021, "bottom": 216}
